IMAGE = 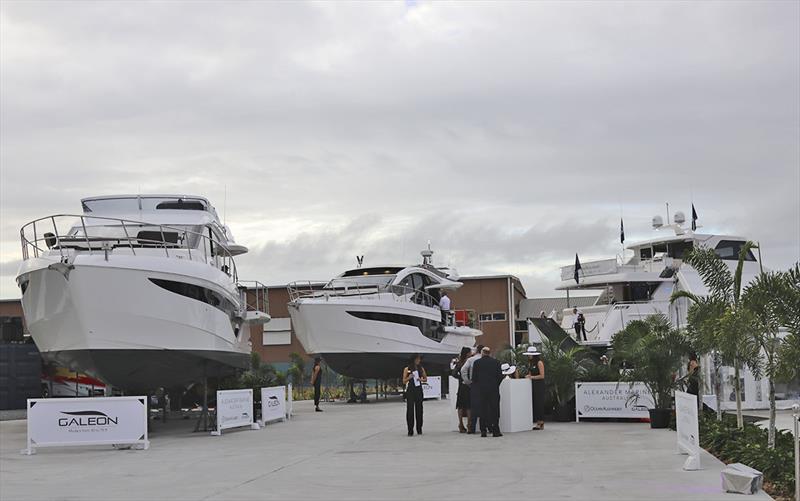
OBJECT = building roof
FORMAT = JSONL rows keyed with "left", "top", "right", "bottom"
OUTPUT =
{"left": 519, "top": 295, "right": 598, "bottom": 319}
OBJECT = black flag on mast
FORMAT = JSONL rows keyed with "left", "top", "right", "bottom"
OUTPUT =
{"left": 620, "top": 218, "right": 625, "bottom": 245}
{"left": 574, "top": 254, "right": 582, "bottom": 284}
{"left": 691, "top": 204, "right": 698, "bottom": 231}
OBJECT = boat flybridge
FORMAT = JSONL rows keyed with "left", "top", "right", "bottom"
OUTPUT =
{"left": 15, "top": 195, "right": 269, "bottom": 392}
{"left": 555, "top": 212, "right": 762, "bottom": 346}
{"left": 545, "top": 210, "right": 784, "bottom": 410}
{"left": 287, "top": 248, "right": 481, "bottom": 380}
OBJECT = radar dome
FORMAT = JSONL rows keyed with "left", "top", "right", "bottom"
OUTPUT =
{"left": 674, "top": 211, "right": 686, "bottom": 225}
{"left": 652, "top": 215, "right": 664, "bottom": 229}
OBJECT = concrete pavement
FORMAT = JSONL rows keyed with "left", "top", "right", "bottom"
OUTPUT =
{"left": 0, "top": 398, "right": 772, "bottom": 500}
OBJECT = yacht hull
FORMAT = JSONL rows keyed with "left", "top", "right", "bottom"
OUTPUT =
{"left": 17, "top": 257, "right": 249, "bottom": 391}
{"left": 289, "top": 297, "right": 476, "bottom": 379}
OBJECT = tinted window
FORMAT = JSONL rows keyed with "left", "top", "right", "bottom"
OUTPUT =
{"left": 668, "top": 241, "right": 694, "bottom": 259}
{"left": 714, "top": 240, "right": 756, "bottom": 261}
{"left": 640, "top": 248, "right": 653, "bottom": 260}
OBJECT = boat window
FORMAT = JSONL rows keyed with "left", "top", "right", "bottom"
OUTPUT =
{"left": 149, "top": 278, "right": 236, "bottom": 317}
{"left": 653, "top": 243, "right": 667, "bottom": 254}
{"left": 714, "top": 240, "right": 756, "bottom": 261}
{"left": 341, "top": 267, "right": 403, "bottom": 277}
{"left": 639, "top": 248, "right": 653, "bottom": 260}
{"left": 667, "top": 241, "right": 694, "bottom": 259}
{"left": 82, "top": 197, "right": 208, "bottom": 213}
{"left": 411, "top": 274, "right": 425, "bottom": 291}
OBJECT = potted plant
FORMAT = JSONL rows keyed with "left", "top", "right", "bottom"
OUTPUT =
{"left": 611, "top": 314, "right": 693, "bottom": 429}
{"left": 541, "top": 338, "right": 587, "bottom": 421}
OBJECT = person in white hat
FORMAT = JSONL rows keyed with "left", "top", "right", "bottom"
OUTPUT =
{"left": 501, "top": 363, "right": 517, "bottom": 379}
{"left": 524, "top": 346, "right": 546, "bottom": 430}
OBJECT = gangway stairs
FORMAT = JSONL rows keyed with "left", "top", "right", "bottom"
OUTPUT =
{"left": 528, "top": 318, "right": 607, "bottom": 360}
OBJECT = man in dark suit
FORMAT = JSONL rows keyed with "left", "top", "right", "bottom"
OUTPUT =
{"left": 471, "top": 346, "right": 503, "bottom": 437}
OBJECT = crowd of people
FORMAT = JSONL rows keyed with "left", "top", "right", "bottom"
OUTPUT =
{"left": 401, "top": 344, "right": 547, "bottom": 437}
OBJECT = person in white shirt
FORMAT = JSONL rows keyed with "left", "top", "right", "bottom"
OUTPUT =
{"left": 439, "top": 292, "right": 451, "bottom": 325}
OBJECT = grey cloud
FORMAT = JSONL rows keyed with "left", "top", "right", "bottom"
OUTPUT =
{"left": 1, "top": 1, "right": 798, "bottom": 298}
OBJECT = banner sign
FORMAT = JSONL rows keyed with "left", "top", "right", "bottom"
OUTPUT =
{"left": 448, "top": 376, "right": 460, "bottom": 431}
{"left": 212, "top": 389, "right": 260, "bottom": 435}
{"left": 675, "top": 391, "right": 701, "bottom": 470}
{"left": 575, "top": 382, "right": 654, "bottom": 421}
{"left": 260, "top": 386, "right": 286, "bottom": 425}
{"left": 561, "top": 258, "right": 618, "bottom": 281}
{"left": 422, "top": 376, "right": 441, "bottom": 399}
{"left": 23, "top": 396, "right": 148, "bottom": 455}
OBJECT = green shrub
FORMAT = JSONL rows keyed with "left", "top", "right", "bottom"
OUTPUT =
{"left": 698, "top": 410, "right": 795, "bottom": 499}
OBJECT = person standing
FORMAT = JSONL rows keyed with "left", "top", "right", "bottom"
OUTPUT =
{"left": 439, "top": 291, "right": 451, "bottom": 325}
{"left": 311, "top": 357, "right": 323, "bottom": 412}
{"left": 472, "top": 347, "right": 503, "bottom": 437}
{"left": 572, "top": 307, "right": 587, "bottom": 342}
{"left": 402, "top": 354, "right": 427, "bottom": 436}
{"left": 460, "top": 344, "right": 484, "bottom": 434}
{"left": 453, "top": 347, "right": 472, "bottom": 433}
{"left": 525, "top": 347, "right": 546, "bottom": 430}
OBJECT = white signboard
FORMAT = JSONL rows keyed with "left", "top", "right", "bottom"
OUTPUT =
{"left": 561, "top": 258, "right": 618, "bottom": 281}
{"left": 23, "top": 396, "right": 148, "bottom": 455}
{"left": 422, "top": 376, "right": 441, "bottom": 399}
{"left": 212, "top": 389, "right": 260, "bottom": 435}
{"left": 675, "top": 391, "right": 701, "bottom": 470}
{"left": 575, "top": 382, "right": 655, "bottom": 421}
{"left": 260, "top": 386, "right": 286, "bottom": 425}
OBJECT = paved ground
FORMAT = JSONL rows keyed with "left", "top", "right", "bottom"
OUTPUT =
{"left": 0, "top": 398, "right": 772, "bottom": 501}
{"left": 742, "top": 409, "right": 798, "bottom": 436}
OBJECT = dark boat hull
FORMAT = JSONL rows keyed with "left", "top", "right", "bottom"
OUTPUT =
{"left": 320, "top": 352, "right": 456, "bottom": 380}
{"left": 41, "top": 349, "right": 249, "bottom": 392}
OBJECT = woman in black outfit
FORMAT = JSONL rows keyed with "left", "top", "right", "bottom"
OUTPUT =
{"left": 525, "top": 348, "right": 546, "bottom": 430}
{"left": 402, "top": 354, "right": 427, "bottom": 436}
{"left": 453, "top": 347, "right": 472, "bottom": 433}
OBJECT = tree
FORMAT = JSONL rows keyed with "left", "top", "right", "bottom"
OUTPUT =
{"left": 612, "top": 315, "right": 693, "bottom": 411}
{"left": 540, "top": 338, "right": 586, "bottom": 410}
{"left": 287, "top": 352, "right": 306, "bottom": 392}
{"left": 742, "top": 269, "right": 787, "bottom": 448}
{"left": 671, "top": 242, "right": 762, "bottom": 429}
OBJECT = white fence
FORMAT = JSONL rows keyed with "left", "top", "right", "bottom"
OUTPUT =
{"left": 22, "top": 396, "right": 148, "bottom": 455}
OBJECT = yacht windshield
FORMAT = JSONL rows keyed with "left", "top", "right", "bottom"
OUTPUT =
{"left": 82, "top": 197, "right": 208, "bottom": 213}
{"left": 327, "top": 275, "right": 396, "bottom": 290}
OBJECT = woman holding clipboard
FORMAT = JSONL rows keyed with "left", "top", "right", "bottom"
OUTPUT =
{"left": 402, "top": 354, "right": 428, "bottom": 436}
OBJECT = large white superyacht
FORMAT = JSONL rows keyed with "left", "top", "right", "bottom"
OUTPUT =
{"left": 287, "top": 248, "right": 480, "bottom": 379}
{"left": 15, "top": 195, "right": 269, "bottom": 391}
{"left": 530, "top": 210, "right": 798, "bottom": 410}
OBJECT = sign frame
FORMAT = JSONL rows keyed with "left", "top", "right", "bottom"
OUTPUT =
{"left": 575, "top": 382, "right": 655, "bottom": 421}
{"left": 22, "top": 396, "right": 149, "bottom": 455}
{"left": 675, "top": 390, "right": 701, "bottom": 470}
{"left": 260, "top": 386, "right": 287, "bottom": 426}
{"left": 211, "top": 389, "right": 260, "bottom": 436}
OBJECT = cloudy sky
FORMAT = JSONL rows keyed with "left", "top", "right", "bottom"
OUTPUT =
{"left": 1, "top": 1, "right": 798, "bottom": 299}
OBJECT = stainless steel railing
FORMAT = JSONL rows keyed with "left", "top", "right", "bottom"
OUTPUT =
{"left": 20, "top": 214, "right": 238, "bottom": 281}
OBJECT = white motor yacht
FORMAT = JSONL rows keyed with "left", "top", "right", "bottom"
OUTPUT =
{"left": 287, "top": 248, "right": 480, "bottom": 379}
{"left": 15, "top": 195, "right": 269, "bottom": 391}
{"left": 534, "top": 210, "right": 798, "bottom": 410}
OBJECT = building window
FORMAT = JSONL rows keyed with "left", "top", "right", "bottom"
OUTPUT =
{"left": 263, "top": 318, "right": 291, "bottom": 346}
{"left": 479, "top": 312, "right": 507, "bottom": 322}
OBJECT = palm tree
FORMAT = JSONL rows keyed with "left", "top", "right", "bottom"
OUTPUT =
{"left": 287, "top": 352, "right": 306, "bottom": 395}
{"left": 670, "top": 242, "right": 762, "bottom": 428}
{"left": 612, "top": 314, "right": 693, "bottom": 412}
